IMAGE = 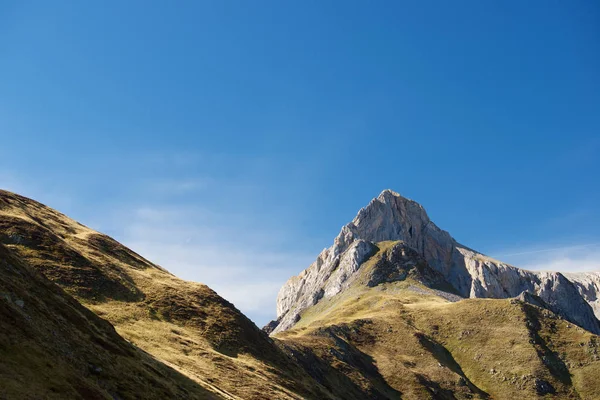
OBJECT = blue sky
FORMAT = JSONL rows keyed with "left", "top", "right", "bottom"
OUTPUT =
{"left": 1, "top": 1, "right": 599, "bottom": 326}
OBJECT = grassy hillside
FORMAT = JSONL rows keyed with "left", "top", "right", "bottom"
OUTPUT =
{"left": 0, "top": 190, "right": 332, "bottom": 400}
{"left": 0, "top": 242, "right": 221, "bottom": 400}
{"left": 276, "top": 242, "right": 600, "bottom": 399}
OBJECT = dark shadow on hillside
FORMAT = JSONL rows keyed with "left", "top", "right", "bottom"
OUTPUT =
{"left": 0, "top": 243, "right": 221, "bottom": 399}
{"left": 296, "top": 320, "right": 404, "bottom": 399}
{"left": 415, "top": 332, "right": 490, "bottom": 399}
{"left": 0, "top": 216, "right": 144, "bottom": 302}
{"left": 522, "top": 304, "right": 572, "bottom": 388}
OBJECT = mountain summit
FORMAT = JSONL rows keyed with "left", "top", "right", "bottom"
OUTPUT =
{"left": 270, "top": 190, "right": 600, "bottom": 334}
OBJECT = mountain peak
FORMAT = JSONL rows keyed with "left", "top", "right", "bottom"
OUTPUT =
{"left": 349, "top": 189, "right": 433, "bottom": 248}
{"left": 272, "top": 190, "right": 600, "bottom": 335}
{"left": 377, "top": 188, "right": 401, "bottom": 200}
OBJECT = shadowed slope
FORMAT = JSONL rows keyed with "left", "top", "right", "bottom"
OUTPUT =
{"left": 0, "top": 243, "right": 221, "bottom": 400}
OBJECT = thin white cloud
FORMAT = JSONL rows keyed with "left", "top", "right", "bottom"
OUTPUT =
{"left": 492, "top": 243, "right": 600, "bottom": 273}
{"left": 110, "top": 204, "right": 315, "bottom": 327}
{"left": 495, "top": 243, "right": 600, "bottom": 258}
{"left": 1, "top": 164, "right": 318, "bottom": 327}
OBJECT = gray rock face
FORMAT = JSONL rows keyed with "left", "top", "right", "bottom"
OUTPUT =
{"left": 516, "top": 291, "right": 552, "bottom": 310}
{"left": 271, "top": 190, "right": 600, "bottom": 334}
{"left": 274, "top": 239, "right": 377, "bottom": 333}
{"left": 564, "top": 272, "right": 600, "bottom": 319}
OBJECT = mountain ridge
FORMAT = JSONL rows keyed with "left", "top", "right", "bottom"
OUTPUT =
{"left": 271, "top": 189, "right": 600, "bottom": 335}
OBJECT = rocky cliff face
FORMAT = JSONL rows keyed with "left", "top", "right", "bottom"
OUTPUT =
{"left": 565, "top": 272, "right": 600, "bottom": 319}
{"left": 271, "top": 190, "right": 600, "bottom": 334}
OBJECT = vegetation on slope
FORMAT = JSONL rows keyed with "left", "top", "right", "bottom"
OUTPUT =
{"left": 276, "top": 241, "right": 600, "bottom": 399}
{"left": 0, "top": 243, "right": 221, "bottom": 400}
{"left": 0, "top": 190, "right": 333, "bottom": 400}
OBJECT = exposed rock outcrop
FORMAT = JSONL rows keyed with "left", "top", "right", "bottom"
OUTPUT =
{"left": 564, "top": 271, "right": 600, "bottom": 319}
{"left": 274, "top": 239, "right": 377, "bottom": 333}
{"left": 364, "top": 241, "right": 454, "bottom": 291}
{"left": 271, "top": 190, "right": 600, "bottom": 335}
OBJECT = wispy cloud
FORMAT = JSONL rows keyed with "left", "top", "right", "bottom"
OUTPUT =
{"left": 495, "top": 243, "right": 600, "bottom": 258}
{"left": 1, "top": 159, "right": 320, "bottom": 328}
{"left": 111, "top": 204, "right": 315, "bottom": 326}
{"left": 492, "top": 242, "right": 600, "bottom": 273}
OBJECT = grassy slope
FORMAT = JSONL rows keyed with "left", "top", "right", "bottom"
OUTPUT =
{"left": 0, "top": 190, "right": 332, "bottom": 400}
{"left": 276, "top": 242, "right": 600, "bottom": 399}
{"left": 0, "top": 243, "right": 221, "bottom": 400}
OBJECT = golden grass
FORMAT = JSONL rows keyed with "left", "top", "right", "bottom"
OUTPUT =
{"left": 0, "top": 242, "right": 222, "bottom": 400}
{"left": 0, "top": 190, "right": 329, "bottom": 400}
{"left": 275, "top": 242, "right": 600, "bottom": 399}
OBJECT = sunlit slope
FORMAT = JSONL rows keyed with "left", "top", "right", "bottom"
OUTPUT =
{"left": 0, "top": 190, "right": 333, "bottom": 400}
{"left": 275, "top": 242, "right": 600, "bottom": 399}
{"left": 0, "top": 243, "right": 221, "bottom": 400}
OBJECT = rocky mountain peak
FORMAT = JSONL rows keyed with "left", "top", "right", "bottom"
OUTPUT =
{"left": 271, "top": 190, "right": 600, "bottom": 335}
{"left": 351, "top": 190, "right": 431, "bottom": 240}
{"left": 376, "top": 188, "right": 402, "bottom": 202}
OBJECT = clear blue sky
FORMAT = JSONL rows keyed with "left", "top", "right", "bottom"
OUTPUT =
{"left": 1, "top": 1, "right": 599, "bottom": 326}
